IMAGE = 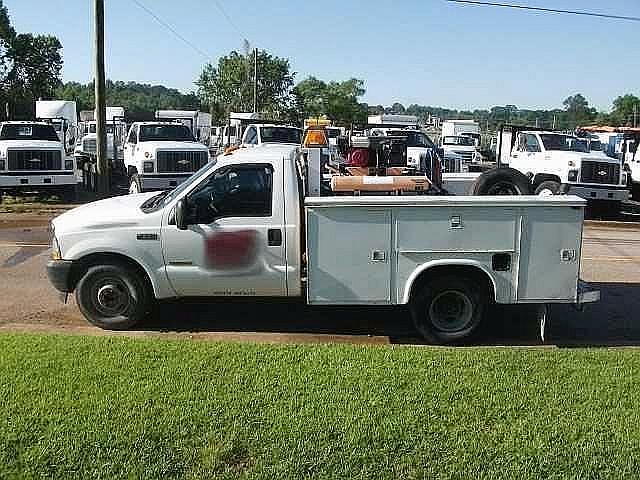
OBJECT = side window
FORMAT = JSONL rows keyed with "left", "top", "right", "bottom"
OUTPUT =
{"left": 244, "top": 127, "right": 257, "bottom": 145}
{"left": 516, "top": 134, "right": 527, "bottom": 152}
{"left": 525, "top": 134, "right": 541, "bottom": 152}
{"left": 127, "top": 126, "right": 137, "bottom": 144}
{"left": 189, "top": 165, "right": 273, "bottom": 223}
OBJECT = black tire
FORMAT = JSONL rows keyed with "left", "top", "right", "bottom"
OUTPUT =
{"left": 75, "top": 263, "right": 152, "bottom": 330}
{"left": 472, "top": 167, "right": 532, "bottom": 195}
{"left": 409, "top": 275, "right": 487, "bottom": 344}
{"left": 129, "top": 174, "right": 142, "bottom": 194}
{"left": 534, "top": 180, "right": 561, "bottom": 196}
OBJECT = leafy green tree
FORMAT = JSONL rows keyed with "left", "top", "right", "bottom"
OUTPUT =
{"left": 612, "top": 94, "right": 640, "bottom": 126}
{"left": 196, "top": 49, "right": 295, "bottom": 122}
{"left": 293, "top": 76, "right": 366, "bottom": 125}
{"left": 562, "top": 93, "right": 596, "bottom": 128}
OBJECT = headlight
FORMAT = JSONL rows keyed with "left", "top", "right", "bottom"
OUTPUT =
{"left": 144, "top": 151, "right": 153, "bottom": 158}
{"left": 568, "top": 160, "right": 575, "bottom": 167}
{"left": 568, "top": 169, "right": 579, "bottom": 182}
{"left": 65, "top": 159, "right": 74, "bottom": 170}
{"left": 143, "top": 161, "right": 154, "bottom": 173}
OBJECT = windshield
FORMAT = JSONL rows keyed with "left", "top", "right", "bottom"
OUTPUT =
{"left": 388, "top": 130, "right": 435, "bottom": 148}
{"left": 0, "top": 124, "right": 59, "bottom": 141}
{"left": 139, "top": 124, "right": 195, "bottom": 142}
{"left": 590, "top": 140, "right": 602, "bottom": 151}
{"left": 88, "top": 124, "right": 115, "bottom": 134}
{"left": 539, "top": 134, "right": 588, "bottom": 153}
{"left": 141, "top": 159, "right": 218, "bottom": 213}
{"left": 443, "top": 136, "right": 474, "bottom": 146}
{"left": 259, "top": 127, "right": 302, "bottom": 144}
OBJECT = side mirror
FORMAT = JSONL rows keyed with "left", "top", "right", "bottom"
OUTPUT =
{"left": 175, "top": 198, "right": 190, "bottom": 230}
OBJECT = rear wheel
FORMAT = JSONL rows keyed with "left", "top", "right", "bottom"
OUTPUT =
{"left": 409, "top": 275, "right": 487, "bottom": 344}
{"left": 473, "top": 167, "right": 532, "bottom": 196}
{"left": 75, "top": 263, "right": 152, "bottom": 330}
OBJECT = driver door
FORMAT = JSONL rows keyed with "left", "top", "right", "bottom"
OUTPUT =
{"left": 161, "top": 162, "right": 287, "bottom": 297}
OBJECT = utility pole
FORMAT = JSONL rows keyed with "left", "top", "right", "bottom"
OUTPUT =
{"left": 634, "top": 104, "right": 638, "bottom": 128}
{"left": 253, "top": 47, "right": 258, "bottom": 114}
{"left": 94, "top": 0, "right": 109, "bottom": 196}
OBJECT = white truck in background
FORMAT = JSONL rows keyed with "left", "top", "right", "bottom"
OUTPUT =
{"left": 35, "top": 100, "right": 78, "bottom": 156}
{"left": 123, "top": 121, "right": 210, "bottom": 194}
{"left": 74, "top": 106, "right": 127, "bottom": 169}
{"left": 155, "top": 110, "right": 212, "bottom": 146}
{"left": 498, "top": 126, "right": 628, "bottom": 209}
{"left": 47, "top": 144, "right": 599, "bottom": 345}
{"left": 240, "top": 124, "right": 303, "bottom": 148}
{"left": 0, "top": 121, "right": 76, "bottom": 201}
{"left": 440, "top": 120, "right": 482, "bottom": 170}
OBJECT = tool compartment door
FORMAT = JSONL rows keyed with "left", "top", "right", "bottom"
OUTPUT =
{"left": 306, "top": 207, "right": 392, "bottom": 304}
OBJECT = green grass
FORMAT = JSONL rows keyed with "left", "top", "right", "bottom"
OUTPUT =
{"left": 1, "top": 334, "right": 640, "bottom": 479}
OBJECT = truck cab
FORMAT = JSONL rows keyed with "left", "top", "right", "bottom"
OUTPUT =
{"left": 240, "top": 124, "right": 303, "bottom": 148}
{"left": 508, "top": 130, "right": 628, "bottom": 203}
{"left": 440, "top": 135, "right": 480, "bottom": 168}
{"left": 0, "top": 121, "right": 76, "bottom": 201}
{"left": 74, "top": 121, "right": 126, "bottom": 165}
{"left": 123, "top": 121, "right": 211, "bottom": 194}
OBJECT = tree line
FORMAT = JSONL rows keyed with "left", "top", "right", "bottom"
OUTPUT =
{"left": 2, "top": 0, "right": 640, "bottom": 131}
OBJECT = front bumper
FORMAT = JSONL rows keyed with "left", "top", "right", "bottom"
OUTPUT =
{"left": 0, "top": 172, "right": 76, "bottom": 188}
{"left": 139, "top": 173, "right": 192, "bottom": 191}
{"left": 46, "top": 259, "right": 74, "bottom": 293}
{"left": 565, "top": 184, "right": 629, "bottom": 202}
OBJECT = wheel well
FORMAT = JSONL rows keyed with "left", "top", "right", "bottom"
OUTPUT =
{"left": 532, "top": 174, "right": 561, "bottom": 188}
{"left": 408, "top": 265, "right": 496, "bottom": 303}
{"left": 69, "top": 252, "right": 153, "bottom": 293}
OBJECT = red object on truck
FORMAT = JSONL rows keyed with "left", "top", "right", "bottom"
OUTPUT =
{"left": 347, "top": 148, "right": 369, "bottom": 167}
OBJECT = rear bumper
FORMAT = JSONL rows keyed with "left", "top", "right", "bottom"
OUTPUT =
{"left": 0, "top": 172, "right": 76, "bottom": 188}
{"left": 565, "top": 184, "right": 629, "bottom": 202}
{"left": 139, "top": 173, "right": 192, "bottom": 191}
{"left": 46, "top": 259, "right": 74, "bottom": 293}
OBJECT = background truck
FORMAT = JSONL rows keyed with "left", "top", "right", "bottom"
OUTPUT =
{"left": 441, "top": 120, "right": 481, "bottom": 146}
{"left": 47, "top": 145, "right": 597, "bottom": 345}
{"left": 35, "top": 100, "right": 78, "bottom": 156}
{"left": 240, "top": 123, "right": 303, "bottom": 148}
{"left": 497, "top": 125, "right": 628, "bottom": 210}
{"left": 0, "top": 121, "right": 76, "bottom": 201}
{"left": 123, "top": 121, "right": 210, "bottom": 194}
{"left": 155, "top": 110, "right": 212, "bottom": 145}
{"left": 74, "top": 106, "right": 127, "bottom": 170}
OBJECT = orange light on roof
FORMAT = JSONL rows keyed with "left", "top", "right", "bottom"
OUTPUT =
{"left": 303, "top": 129, "right": 328, "bottom": 147}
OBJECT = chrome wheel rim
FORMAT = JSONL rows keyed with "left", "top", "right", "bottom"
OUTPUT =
{"left": 92, "top": 278, "right": 131, "bottom": 317}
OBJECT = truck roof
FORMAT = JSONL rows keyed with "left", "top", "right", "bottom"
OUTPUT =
{"left": 223, "top": 145, "right": 299, "bottom": 163}
{"left": 132, "top": 121, "right": 187, "bottom": 126}
{"left": 1, "top": 120, "right": 53, "bottom": 126}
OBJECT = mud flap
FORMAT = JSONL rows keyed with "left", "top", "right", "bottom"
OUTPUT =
{"left": 537, "top": 304, "right": 548, "bottom": 344}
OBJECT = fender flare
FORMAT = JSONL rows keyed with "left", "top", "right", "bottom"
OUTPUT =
{"left": 401, "top": 259, "right": 498, "bottom": 304}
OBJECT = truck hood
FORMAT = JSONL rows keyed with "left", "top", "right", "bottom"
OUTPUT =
{"left": 1, "top": 140, "right": 62, "bottom": 150}
{"left": 142, "top": 141, "right": 208, "bottom": 151}
{"left": 52, "top": 192, "right": 158, "bottom": 233}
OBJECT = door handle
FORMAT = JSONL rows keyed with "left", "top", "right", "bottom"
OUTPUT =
{"left": 267, "top": 228, "right": 282, "bottom": 246}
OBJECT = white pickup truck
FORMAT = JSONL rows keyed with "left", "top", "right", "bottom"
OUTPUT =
{"left": 0, "top": 121, "right": 76, "bottom": 201}
{"left": 123, "top": 122, "right": 211, "bottom": 194}
{"left": 502, "top": 128, "right": 628, "bottom": 207}
{"left": 47, "top": 145, "right": 598, "bottom": 344}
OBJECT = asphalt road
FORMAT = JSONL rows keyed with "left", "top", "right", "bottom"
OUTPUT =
{"left": 1, "top": 211, "right": 639, "bottom": 346}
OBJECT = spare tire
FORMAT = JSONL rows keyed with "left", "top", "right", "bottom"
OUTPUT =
{"left": 472, "top": 167, "right": 532, "bottom": 196}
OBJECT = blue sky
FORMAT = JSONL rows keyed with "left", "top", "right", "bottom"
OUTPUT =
{"left": 5, "top": 0, "right": 640, "bottom": 111}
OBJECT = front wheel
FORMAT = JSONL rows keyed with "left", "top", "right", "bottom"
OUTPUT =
{"left": 534, "top": 180, "right": 561, "bottom": 196}
{"left": 409, "top": 275, "right": 487, "bottom": 344}
{"left": 75, "top": 263, "right": 152, "bottom": 330}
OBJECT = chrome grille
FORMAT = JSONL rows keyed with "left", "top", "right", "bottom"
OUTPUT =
{"left": 8, "top": 150, "right": 62, "bottom": 171}
{"left": 443, "top": 156, "right": 463, "bottom": 173}
{"left": 156, "top": 150, "right": 208, "bottom": 173}
{"left": 580, "top": 160, "right": 620, "bottom": 184}
{"left": 82, "top": 138, "right": 96, "bottom": 154}
{"left": 453, "top": 150, "right": 474, "bottom": 162}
